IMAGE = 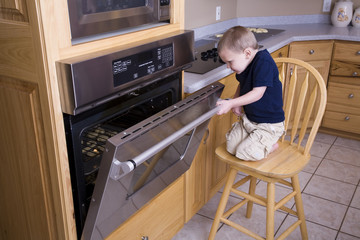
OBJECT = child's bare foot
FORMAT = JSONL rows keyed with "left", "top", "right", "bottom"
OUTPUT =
{"left": 270, "top": 143, "right": 279, "bottom": 153}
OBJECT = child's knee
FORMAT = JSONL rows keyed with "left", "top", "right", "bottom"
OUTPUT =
{"left": 235, "top": 140, "right": 266, "bottom": 161}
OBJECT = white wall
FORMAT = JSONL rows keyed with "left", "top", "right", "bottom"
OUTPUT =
{"left": 185, "top": 0, "right": 360, "bottom": 29}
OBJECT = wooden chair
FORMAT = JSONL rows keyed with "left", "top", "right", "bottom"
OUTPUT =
{"left": 208, "top": 58, "right": 327, "bottom": 240}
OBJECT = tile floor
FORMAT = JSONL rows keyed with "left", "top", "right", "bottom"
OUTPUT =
{"left": 172, "top": 133, "right": 360, "bottom": 240}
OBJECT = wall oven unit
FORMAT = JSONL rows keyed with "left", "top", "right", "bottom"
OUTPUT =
{"left": 56, "top": 30, "right": 224, "bottom": 239}
{"left": 67, "top": 0, "right": 171, "bottom": 42}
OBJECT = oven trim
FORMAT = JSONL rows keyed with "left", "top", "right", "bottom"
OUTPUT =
{"left": 67, "top": 0, "right": 168, "bottom": 40}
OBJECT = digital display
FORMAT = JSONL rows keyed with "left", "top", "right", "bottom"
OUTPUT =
{"left": 113, "top": 44, "right": 174, "bottom": 87}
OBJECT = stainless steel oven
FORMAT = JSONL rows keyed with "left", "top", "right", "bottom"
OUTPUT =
{"left": 67, "top": 0, "right": 171, "bottom": 41}
{"left": 56, "top": 30, "right": 224, "bottom": 239}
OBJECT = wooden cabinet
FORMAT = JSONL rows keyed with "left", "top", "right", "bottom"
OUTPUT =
{"left": 108, "top": 176, "right": 185, "bottom": 240}
{"left": 322, "top": 41, "right": 360, "bottom": 137}
{"left": 185, "top": 73, "right": 238, "bottom": 221}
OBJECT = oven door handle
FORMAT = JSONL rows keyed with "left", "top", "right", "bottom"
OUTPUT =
{"left": 110, "top": 105, "right": 220, "bottom": 180}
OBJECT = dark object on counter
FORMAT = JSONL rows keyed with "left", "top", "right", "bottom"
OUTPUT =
{"left": 185, "top": 39, "right": 225, "bottom": 74}
{"left": 185, "top": 28, "right": 284, "bottom": 75}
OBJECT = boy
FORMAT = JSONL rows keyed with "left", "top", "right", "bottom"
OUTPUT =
{"left": 216, "top": 26, "right": 285, "bottom": 161}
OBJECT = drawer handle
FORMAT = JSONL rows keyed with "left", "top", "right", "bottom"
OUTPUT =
{"left": 345, "top": 116, "right": 350, "bottom": 121}
{"left": 356, "top": 50, "right": 360, "bottom": 56}
{"left": 142, "top": 236, "right": 149, "bottom": 240}
{"left": 353, "top": 72, "right": 358, "bottom": 76}
{"left": 309, "top": 49, "right": 315, "bottom": 55}
{"left": 348, "top": 93, "right": 354, "bottom": 98}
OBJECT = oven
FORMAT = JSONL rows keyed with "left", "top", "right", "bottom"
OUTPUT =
{"left": 67, "top": 0, "right": 171, "bottom": 42}
{"left": 56, "top": 30, "right": 224, "bottom": 239}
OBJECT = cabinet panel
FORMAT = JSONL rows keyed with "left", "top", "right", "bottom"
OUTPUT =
{"left": 0, "top": 77, "right": 52, "bottom": 240}
{"left": 0, "top": 0, "right": 28, "bottom": 22}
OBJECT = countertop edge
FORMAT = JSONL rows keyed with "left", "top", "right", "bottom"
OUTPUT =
{"left": 184, "top": 21, "right": 360, "bottom": 94}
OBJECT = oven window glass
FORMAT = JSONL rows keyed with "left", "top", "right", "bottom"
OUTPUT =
{"left": 80, "top": 91, "right": 172, "bottom": 210}
{"left": 125, "top": 130, "right": 193, "bottom": 195}
{"left": 83, "top": 0, "right": 146, "bottom": 14}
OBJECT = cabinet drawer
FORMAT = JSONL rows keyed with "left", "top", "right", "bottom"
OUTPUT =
{"left": 333, "top": 42, "right": 360, "bottom": 63}
{"left": 322, "top": 110, "right": 360, "bottom": 134}
{"left": 289, "top": 41, "right": 333, "bottom": 61}
{"left": 327, "top": 81, "right": 360, "bottom": 108}
{"left": 330, "top": 60, "right": 360, "bottom": 77}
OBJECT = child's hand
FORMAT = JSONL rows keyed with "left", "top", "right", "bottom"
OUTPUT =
{"left": 232, "top": 106, "right": 243, "bottom": 116}
{"left": 216, "top": 99, "right": 233, "bottom": 115}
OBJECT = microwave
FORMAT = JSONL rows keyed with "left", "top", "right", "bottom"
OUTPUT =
{"left": 67, "top": 0, "right": 171, "bottom": 42}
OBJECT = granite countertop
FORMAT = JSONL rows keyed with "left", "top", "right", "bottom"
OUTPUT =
{"left": 184, "top": 18, "right": 360, "bottom": 94}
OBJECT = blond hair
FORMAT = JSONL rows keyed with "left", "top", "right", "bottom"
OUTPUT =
{"left": 218, "top": 26, "right": 258, "bottom": 53}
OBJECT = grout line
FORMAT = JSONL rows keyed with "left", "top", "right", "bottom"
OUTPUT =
{"left": 336, "top": 178, "right": 360, "bottom": 239}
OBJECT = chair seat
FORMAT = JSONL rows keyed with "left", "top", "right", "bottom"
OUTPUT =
{"left": 215, "top": 141, "right": 311, "bottom": 179}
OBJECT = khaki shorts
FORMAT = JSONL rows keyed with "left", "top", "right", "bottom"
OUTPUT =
{"left": 226, "top": 115, "right": 285, "bottom": 161}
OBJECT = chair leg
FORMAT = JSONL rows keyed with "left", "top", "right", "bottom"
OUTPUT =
{"left": 246, "top": 176, "right": 257, "bottom": 218}
{"left": 208, "top": 167, "right": 238, "bottom": 240}
{"left": 266, "top": 182, "right": 275, "bottom": 240}
{"left": 292, "top": 175, "right": 308, "bottom": 240}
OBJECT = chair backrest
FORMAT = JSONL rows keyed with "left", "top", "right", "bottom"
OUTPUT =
{"left": 274, "top": 57, "right": 327, "bottom": 156}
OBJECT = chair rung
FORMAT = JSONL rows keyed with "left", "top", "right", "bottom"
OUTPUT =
{"left": 238, "top": 191, "right": 298, "bottom": 215}
{"left": 233, "top": 175, "right": 252, "bottom": 189}
{"left": 280, "top": 206, "right": 297, "bottom": 216}
{"left": 223, "top": 199, "right": 249, "bottom": 218}
{"left": 231, "top": 188, "right": 267, "bottom": 206}
{"left": 275, "top": 191, "right": 297, "bottom": 211}
{"left": 276, "top": 219, "right": 302, "bottom": 240}
{"left": 221, "top": 217, "right": 265, "bottom": 240}
{"left": 278, "top": 179, "right": 292, "bottom": 187}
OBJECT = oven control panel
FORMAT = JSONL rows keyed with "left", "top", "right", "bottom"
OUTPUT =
{"left": 113, "top": 44, "right": 174, "bottom": 87}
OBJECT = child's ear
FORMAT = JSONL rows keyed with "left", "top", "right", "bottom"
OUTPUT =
{"left": 244, "top": 48, "right": 252, "bottom": 58}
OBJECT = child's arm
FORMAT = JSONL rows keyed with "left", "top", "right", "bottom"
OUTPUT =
{"left": 216, "top": 86, "right": 266, "bottom": 115}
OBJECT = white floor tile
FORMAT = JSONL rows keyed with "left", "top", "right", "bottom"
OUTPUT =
{"left": 304, "top": 175, "right": 356, "bottom": 205}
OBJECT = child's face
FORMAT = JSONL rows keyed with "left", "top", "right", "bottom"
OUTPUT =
{"left": 219, "top": 47, "right": 251, "bottom": 74}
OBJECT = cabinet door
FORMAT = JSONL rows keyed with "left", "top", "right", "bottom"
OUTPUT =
{"left": 0, "top": 1, "right": 74, "bottom": 239}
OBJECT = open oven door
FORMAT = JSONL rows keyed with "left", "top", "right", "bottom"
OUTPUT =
{"left": 82, "top": 82, "right": 224, "bottom": 240}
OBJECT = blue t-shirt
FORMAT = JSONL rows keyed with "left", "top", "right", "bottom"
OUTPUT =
{"left": 236, "top": 49, "right": 285, "bottom": 123}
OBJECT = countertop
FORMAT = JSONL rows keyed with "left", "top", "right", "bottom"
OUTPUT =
{"left": 184, "top": 18, "right": 360, "bottom": 94}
